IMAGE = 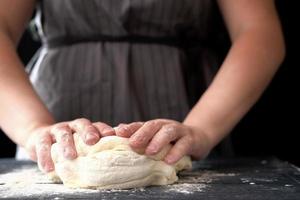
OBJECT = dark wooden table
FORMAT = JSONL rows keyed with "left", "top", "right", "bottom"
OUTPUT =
{"left": 0, "top": 157, "right": 299, "bottom": 199}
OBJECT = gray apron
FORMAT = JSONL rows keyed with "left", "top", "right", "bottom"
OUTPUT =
{"left": 29, "top": 0, "right": 219, "bottom": 125}
{"left": 18, "top": 0, "right": 233, "bottom": 159}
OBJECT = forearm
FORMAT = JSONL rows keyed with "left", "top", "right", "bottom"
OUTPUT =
{"left": 184, "top": 27, "right": 285, "bottom": 149}
{"left": 0, "top": 31, "right": 54, "bottom": 147}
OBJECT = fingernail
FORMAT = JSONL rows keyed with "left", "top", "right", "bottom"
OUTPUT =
{"left": 41, "top": 163, "right": 53, "bottom": 173}
{"left": 45, "top": 164, "right": 54, "bottom": 172}
{"left": 164, "top": 156, "right": 176, "bottom": 164}
{"left": 146, "top": 145, "right": 158, "bottom": 155}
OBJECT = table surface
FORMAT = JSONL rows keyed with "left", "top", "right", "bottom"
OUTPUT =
{"left": 0, "top": 157, "right": 299, "bottom": 200}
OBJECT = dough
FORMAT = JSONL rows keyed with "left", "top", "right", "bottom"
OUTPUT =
{"left": 49, "top": 134, "right": 192, "bottom": 189}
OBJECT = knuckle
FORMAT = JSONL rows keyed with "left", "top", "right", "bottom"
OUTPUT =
{"left": 36, "top": 143, "right": 51, "bottom": 153}
{"left": 145, "top": 120, "right": 162, "bottom": 130}
{"left": 38, "top": 136, "right": 49, "bottom": 144}
{"left": 162, "top": 124, "right": 177, "bottom": 139}
{"left": 56, "top": 123, "right": 68, "bottom": 129}
{"left": 145, "top": 120, "right": 158, "bottom": 127}
{"left": 141, "top": 129, "right": 152, "bottom": 137}
{"left": 37, "top": 131, "right": 52, "bottom": 143}
{"left": 184, "top": 135, "right": 194, "bottom": 145}
{"left": 93, "top": 122, "right": 106, "bottom": 127}
{"left": 60, "top": 133, "right": 71, "bottom": 143}
{"left": 124, "top": 122, "right": 143, "bottom": 132}
{"left": 118, "top": 123, "right": 127, "bottom": 127}
{"left": 136, "top": 122, "right": 144, "bottom": 126}
{"left": 51, "top": 124, "right": 69, "bottom": 133}
{"left": 58, "top": 128, "right": 71, "bottom": 134}
{"left": 163, "top": 124, "right": 176, "bottom": 132}
{"left": 133, "top": 122, "right": 144, "bottom": 129}
{"left": 116, "top": 124, "right": 126, "bottom": 131}
{"left": 84, "top": 124, "right": 97, "bottom": 131}
{"left": 50, "top": 125, "right": 59, "bottom": 133}
{"left": 74, "top": 118, "right": 90, "bottom": 124}
{"left": 53, "top": 127, "right": 70, "bottom": 138}
{"left": 144, "top": 121, "right": 153, "bottom": 127}
{"left": 122, "top": 125, "right": 133, "bottom": 133}
{"left": 71, "top": 118, "right": 92, "bottom": 131}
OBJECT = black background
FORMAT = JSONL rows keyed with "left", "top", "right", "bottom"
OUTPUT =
{"left": 1, "top": 1, "right": 299, "bottom": 166}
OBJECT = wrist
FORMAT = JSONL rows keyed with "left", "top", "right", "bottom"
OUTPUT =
{"left": 188, "top": 125, "right": 214, "bottom": 159}
{"left": 184, "top": 112, "right": 230, "bottom": 152}
{"left": 23, "top": 121, "right": 54, "bottom": 161}
{"left": 22, "top": 119, "right": 55, "bottom": 147}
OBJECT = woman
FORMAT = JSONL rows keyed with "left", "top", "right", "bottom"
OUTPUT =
{"left": 0, "top": 0, "right": 285, "bottom": 173}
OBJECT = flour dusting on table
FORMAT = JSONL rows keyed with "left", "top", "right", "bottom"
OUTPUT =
{"left": 0, "top": 163, "right": 238, "bottom": 198}
{"left": 164, "top": 183, "right": 207, "bottom": 194}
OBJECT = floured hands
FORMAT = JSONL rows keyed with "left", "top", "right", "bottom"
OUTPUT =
{"left": 115, "top": 119, "right": 213, "bottom": 164}
{"left": 27, "top": 118, "right": 213, "bottom": 172}
{"left": 24, "top": 118, "right": 115, "bottom": 172}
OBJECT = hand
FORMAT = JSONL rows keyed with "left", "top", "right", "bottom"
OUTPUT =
{"left": 115, "top": 119, "right": 212, "bottom": 164}
{"left": 24, "top": 118, "right": 115, "bottom": 173}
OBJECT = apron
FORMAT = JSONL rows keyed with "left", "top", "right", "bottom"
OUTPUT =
{"left": 17, "top": 0, "right": 232, "bottom": 159}
{"left": 28, "top": 0, "right": 219, "bottom": 124}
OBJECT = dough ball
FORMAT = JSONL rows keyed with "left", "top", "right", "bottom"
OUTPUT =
{"left": 48, "top": 134, "right": 192, "bottom": 189}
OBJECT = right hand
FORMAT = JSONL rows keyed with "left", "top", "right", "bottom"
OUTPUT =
{"left": 24, "top": 118, "right": 115, "bottom": 173}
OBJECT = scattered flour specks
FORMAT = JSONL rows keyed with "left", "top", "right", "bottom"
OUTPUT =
{"left": 0, "top": 184, "right": 98, "bottom": 198}
{"left": 164, "top": 183, "right": 207, "bottom": 194}
{"left": 0, "top": 167, "right": 97, "bottom": 198}
{"left": 0, "top": 164, "right": 238, "bottom": 198}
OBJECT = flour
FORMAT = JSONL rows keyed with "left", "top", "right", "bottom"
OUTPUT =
{"left": 1, "top": 183, "right": 97, "bottom": 198}
{"left": 0, "top": 167, "right": 95, "bottom": 198}
{"left": 164, "top": 183, "right": 207, "bottom": 194}
{"left": 0, "top": 167, "right": 49, "bottom": 186}
{"left": 178, "top": 170, "right": 237, "bottom": 184}
{"left": 0, "top": 164, "right": 237, "bottom": 198}
{"left": 240, "top": 177, "right": 277, "bottom": 185}
{"left": 163, "top": 172, "right": 236, "bottom": 194}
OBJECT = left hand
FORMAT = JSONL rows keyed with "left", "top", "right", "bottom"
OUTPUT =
{"left": 115, "top": 119, "right": 213, "bottom": 164}
{"left": 24, "top": 118, "right": 115, "bottom": 172}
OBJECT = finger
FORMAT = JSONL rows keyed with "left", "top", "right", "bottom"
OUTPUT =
{"left": 116, "top": 122, "right": 144, "bottom": 138}
{"left": 164, "top": 136, "right": 192, "bottom": 164}
{"left": 129, "top": 120, "right": 163, "bottom": 149}
{"left": 36, "top": 132, "right": 54, "bottom": 172}
{"left": 93, "top": 122, "right": 115, "bottom": 137}
{"left": 51, "top": 124, "right": 77, "bottom": 159}
{"left": 145, "top": 124, "right": 180, "bottom": 155}
{"left": 69, "top": 118, "right": 100, "bottom": 145}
